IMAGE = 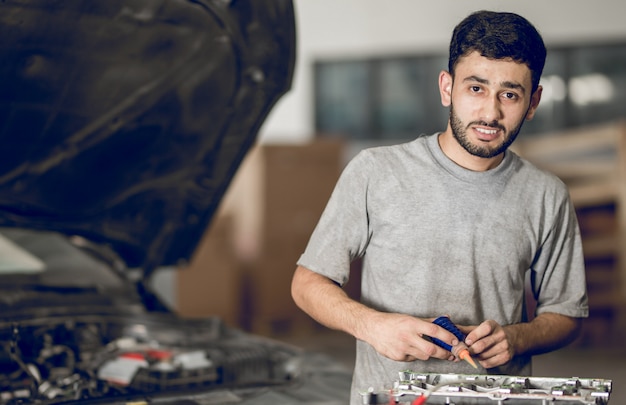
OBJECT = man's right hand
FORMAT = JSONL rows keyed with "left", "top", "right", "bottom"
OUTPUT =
{"left": 291, "top": 265, "right": 457, "bottom": 363}
{"left": 358, "top": 312, "right": 458, "bottom": 362}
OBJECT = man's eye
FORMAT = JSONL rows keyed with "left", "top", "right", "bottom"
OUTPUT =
{"left": 503, "top": 92, "right": 518, "bottom": 100}
{"left": 471, "top": 86, "right": 481, "bottom": 92}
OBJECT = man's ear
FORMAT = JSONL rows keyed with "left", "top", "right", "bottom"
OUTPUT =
{"left": 525, "top": 85, "right": 543, "bottom": 121}
{"left": 439, "top": 70, "right": 453, "bottom": 107}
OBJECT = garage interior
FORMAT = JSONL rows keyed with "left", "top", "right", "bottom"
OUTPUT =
{"left": 156, "top": 1, "right": 626, "bottom": 402}
{"left": 8, "top": 1, "right": 626, "bottom": 403}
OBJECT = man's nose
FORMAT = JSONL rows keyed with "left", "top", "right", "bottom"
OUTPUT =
{"left": 480, "top": 96, "right": 503, "bottom": 122}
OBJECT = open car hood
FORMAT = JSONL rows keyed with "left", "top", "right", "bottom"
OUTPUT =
{"left": 0, "top": 0, "right": 296, "bottom": 276}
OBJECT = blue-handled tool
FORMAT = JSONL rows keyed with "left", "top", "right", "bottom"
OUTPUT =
{"left": 430, "top": 316, "right": 477, "bottom": 368}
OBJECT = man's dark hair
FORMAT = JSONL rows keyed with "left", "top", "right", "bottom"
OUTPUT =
{"left": 448, "top": 10, "right": 546, "bottom": 92}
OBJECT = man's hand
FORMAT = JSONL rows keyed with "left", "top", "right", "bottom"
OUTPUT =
{"left": 291, "top": 266, "right": 459, "bottom": 363}
{"left": 359, "top": 313, "right": 459, "bottom": 362}
{"left": 458, "top": 313, "right": 582, "bottom": 369}
{"left": 460, "top": 320, "right": 514, "bottom": 368}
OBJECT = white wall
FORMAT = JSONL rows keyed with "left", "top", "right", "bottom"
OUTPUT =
{"left": 259, "top": 0, "right": 626, "bottom": 143}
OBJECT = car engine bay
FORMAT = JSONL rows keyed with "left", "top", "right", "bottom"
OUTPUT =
{"left": 0, "top": 316, "right": 302, "bottom": 404}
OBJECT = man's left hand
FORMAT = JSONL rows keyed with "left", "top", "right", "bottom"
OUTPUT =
{"left": 457, "top": 313, "right": 582, "bottom": 369}
{"left": 458, "top": 320, "right": 515, "bottom": 369}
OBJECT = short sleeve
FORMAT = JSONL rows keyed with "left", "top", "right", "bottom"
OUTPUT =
{"left": 530, "top": 194, "right": 589, "bottom": 318}
{"left": 297, "top": 151, "right": 373, "bottom": 286}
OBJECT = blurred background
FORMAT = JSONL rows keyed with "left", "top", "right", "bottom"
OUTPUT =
{"left": 154, "top": 0, "right": 626, "bottom": 401}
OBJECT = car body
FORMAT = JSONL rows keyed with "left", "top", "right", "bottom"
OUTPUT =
{"left": 0, "top": 1, "right": 352, "bottom": 403}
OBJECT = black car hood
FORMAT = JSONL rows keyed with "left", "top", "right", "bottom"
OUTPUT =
{"left": 0, "top": 0, "right": 296, "bottom": 276}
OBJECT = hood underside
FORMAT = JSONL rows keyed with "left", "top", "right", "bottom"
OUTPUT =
{"left": 0, "top": 0, "right": 296, "bottom": 273}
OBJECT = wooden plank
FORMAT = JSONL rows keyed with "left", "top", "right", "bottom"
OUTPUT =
{"left": 588, "top": 291, "right": 626, "bottom": 310}
{"left": 582, "top": 233, "right": 619, "bottom": 258}
{"left": 569, "top": 180, "right": 618, "bottom": 207}
{"left": 585, "top": 270, "right": 616, "bottom": 285}
{"left": 536, "top": 161, "right": 615, "bottom": 181}
{"left": 616, "top": 122, "right": 626, "bottom": 300}
{"left": 515, "top": 121, "right": 622, "bottom": 161}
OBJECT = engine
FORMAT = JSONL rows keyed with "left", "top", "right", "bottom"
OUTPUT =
{"left": 0, "top": 317, "right": 296, "bottom": 404}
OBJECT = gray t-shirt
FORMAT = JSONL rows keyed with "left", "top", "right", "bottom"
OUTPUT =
{"left": 297, "top": 133, "right": 588, "bottom": 405}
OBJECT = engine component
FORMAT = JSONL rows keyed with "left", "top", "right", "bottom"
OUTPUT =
{"left": 361, "top": 371, "right": 613, "bottom": 404}
{"left": 0, "top": 318, "right": 297, "bottom": 404}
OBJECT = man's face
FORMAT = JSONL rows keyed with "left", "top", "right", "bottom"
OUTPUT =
{"left": 439, "top": 51, "right": 542, "bottom": 159}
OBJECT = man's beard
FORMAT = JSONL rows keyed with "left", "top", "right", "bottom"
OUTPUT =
{"left": 449, "top": 104, "right": 526, "bottom": 159}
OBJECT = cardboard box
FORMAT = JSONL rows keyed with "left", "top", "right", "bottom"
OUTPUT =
{"left": 177, "top": 139, "right": 346, "bottom": 335}
{"left": 176, "top": 214, "right": 242, "bottom": 327}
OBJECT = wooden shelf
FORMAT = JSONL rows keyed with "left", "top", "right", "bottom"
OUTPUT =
{"left": 582, "top": 233, "right": 619, "bottom": 258}
{"left": 514, "top": 121, "right": 626, "bottom": 345}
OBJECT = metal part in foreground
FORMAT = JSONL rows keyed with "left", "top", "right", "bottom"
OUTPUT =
{"left": 361, "top": 371, "right": 612, "bottom": 404}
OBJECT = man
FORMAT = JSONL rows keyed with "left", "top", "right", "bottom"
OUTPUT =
{"left": 291, "top": 10, "right": 589, "bottom": 405}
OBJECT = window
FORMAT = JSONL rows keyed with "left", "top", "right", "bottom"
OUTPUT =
{"left": 314, "top": 42, "right": 626, "bottom": 140}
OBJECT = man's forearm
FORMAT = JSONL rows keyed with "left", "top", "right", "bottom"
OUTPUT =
{"left": 292, "top": 266, "right": 468, "bottom": 362}
{"left": 506, "top": 312, "right": 582, "bottom": 356}
{"left": 291, "top": 265, "right": 378, "bottom": 341}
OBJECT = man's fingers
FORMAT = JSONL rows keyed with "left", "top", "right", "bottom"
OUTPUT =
{"left": 476, "top": 345, "right": 511, "bottom": 368}
{"left": 404, "top": 340, "right": 453, "bottom": 362}
{"left": 372, "top": 315, "right": 468, "bottom": 363}
{"left": 427, "top": 323, "right": 462, "bottom": 347}
{"left": 465, "top": 319, "right": 496, "bottom": 345}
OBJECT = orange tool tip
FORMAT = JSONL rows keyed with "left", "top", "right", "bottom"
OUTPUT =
{"left": 411, "top": 394, "right": 427, "bottom": 405}
{"left": 458, "top": 349, "right": 477, "bottom": 369}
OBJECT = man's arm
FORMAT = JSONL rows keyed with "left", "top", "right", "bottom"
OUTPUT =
{"left": 291, "top": 265, "right": 458, "bottom": 362}
{"left": 462, "top": 313, "right": 582, "bottom": 369}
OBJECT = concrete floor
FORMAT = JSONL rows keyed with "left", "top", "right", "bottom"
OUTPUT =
{"left": 281, "top": 329, "right": 626, "bottom": 404}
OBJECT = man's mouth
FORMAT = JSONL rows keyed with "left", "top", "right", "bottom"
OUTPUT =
{"left": 472, "top": 125, "right": 502, "bottom": 141}
{"left": 475, "top": 127, "right": 497, "bottom": 135}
